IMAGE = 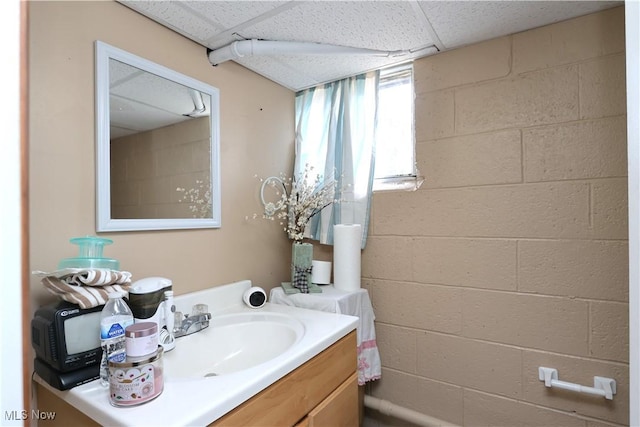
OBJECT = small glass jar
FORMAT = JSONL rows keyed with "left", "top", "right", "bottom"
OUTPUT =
{"left": 125, "top": 322, "right": 158, "bottom": 357}
{"left": 108, "top": 346, "right": 164, "bottom": 407}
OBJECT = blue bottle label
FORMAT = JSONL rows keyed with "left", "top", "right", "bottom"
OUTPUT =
{"left": 101, "top": 322, "right": 126, "bottom": 340}
{"left": 108, "top": 323, "right": 124, "bottom": 338}
{"left": 108, "top": 350, "right": 126, "bottom": 363}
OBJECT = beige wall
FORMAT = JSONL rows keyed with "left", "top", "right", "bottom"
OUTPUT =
{"left": 365, "top": 7, "right": 629, "bottom": 426}
{"left": 29, "top": 1, "right": 295, "bottom": 307}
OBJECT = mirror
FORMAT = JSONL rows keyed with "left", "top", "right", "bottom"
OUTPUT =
{"left": 95, "top": 41, "right": 221, "bottom": 231}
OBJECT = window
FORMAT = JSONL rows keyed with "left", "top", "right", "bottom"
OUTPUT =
{"left": 373, "top": 64, "right": 420, "bottom": 191}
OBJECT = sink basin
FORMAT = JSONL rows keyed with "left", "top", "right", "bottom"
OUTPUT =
{"left": 163, "top": 311, "right": 305, "bottom": 379}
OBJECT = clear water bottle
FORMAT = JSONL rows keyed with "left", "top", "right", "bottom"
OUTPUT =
{"left": 99, "top": 292, "right": 134, "bottom": 387}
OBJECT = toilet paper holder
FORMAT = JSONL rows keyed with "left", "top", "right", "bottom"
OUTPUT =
{"left": 538, "top": 367, "right": 616, "bottom": 400}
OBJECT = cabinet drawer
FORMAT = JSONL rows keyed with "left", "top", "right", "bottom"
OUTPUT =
{"left": 307, "top": 372, "right": 358, "bottom": 427}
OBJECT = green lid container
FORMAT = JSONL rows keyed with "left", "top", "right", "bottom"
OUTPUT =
{"left": 57, "top": 236, "right": 120, "bottom": 270}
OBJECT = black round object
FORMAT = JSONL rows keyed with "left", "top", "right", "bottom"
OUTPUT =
{"left": 249, "top": 291, "right": 266, "bottom": 307}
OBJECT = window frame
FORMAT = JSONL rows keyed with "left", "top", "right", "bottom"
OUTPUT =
{"left": 373, "top": 63, "right": 423, "bottom": 192}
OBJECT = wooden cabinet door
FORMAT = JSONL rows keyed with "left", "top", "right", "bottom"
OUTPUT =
{"left": 307, "top": 372, "right": 358, "bottom": 427}
{"left": 211, "top": 332, "right": 356, "bottom": 427}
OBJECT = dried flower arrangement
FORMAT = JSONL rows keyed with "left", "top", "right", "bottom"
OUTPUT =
{"left": 258, "top": 164, "right": 336, "bottom": 242}
{"left": 176, "top": 179, "right": 212, "bottom": 218}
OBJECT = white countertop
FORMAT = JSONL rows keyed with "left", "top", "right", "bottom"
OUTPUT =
{"left": 34, "top": 280, "right": 358, "bottom": 426}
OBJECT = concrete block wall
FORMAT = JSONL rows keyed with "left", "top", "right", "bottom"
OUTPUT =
{"left": 364, "top": 7, "right": 629, "bottom": 426}
{"left": 110, "top": 116, "right": 210, "bottom": 219}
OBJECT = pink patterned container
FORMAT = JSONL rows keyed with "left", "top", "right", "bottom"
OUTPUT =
{"left": 108, "top": 346, "right": 164, "bottom": 407}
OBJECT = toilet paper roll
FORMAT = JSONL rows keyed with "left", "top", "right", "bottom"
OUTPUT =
{"left": 333, "top": 224, "right": 362, "bottom": 292}
{"left": 311, "top": 260, "right": 332, "bottom": 285}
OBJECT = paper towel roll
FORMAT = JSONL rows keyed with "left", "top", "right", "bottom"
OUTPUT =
{"left": 333, "top": 224, "right": 362, "bottom": 292}
{"left": 312, "top": 260, "right": 332, "bottom": 285}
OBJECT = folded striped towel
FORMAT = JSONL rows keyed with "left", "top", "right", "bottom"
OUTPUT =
{"left": 33, "top": 268, "right": 132, "bottom": 309}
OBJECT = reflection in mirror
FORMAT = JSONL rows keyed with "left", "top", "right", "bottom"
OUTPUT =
{"left": 95, "top": 41, "right": 221, "bottom": 231}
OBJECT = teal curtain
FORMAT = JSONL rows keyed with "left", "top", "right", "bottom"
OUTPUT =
{"left": 294, "top": 70, "right": 380, "bottom": 248}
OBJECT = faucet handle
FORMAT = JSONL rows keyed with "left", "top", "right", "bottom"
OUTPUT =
{"left": 191, "top": 303, "right": 209, "bottom": 316}
{"left": 173, "top": 311, "right": 184, "bottom": 333}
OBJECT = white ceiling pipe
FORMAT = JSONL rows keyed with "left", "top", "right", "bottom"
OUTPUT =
{"left": 207, "top": 39, "right": 408, "bottom": 66}
{"left": 184, "top": 88, "right": 206, "bottom": 117}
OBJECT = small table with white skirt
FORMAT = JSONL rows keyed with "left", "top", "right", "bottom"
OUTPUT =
{"left": 269, "top": 284, "right": 381, "bottom": 385}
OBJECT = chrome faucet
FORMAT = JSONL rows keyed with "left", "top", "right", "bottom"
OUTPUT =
{"left": 173, "top": 309, "right": 211, "bottom": 338}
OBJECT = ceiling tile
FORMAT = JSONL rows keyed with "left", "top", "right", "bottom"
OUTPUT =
{"left": 249, "top": 51, "right": 432, "bottom": 91}
{"left": 297, "top": 56, "right": 406, "bottom": 84}
{"left": 122, "top": 1, "right": 224, "bottom": 44}
{"left": 181, "top": 1, "right": 295, "bottom": 46}
{"left": 233, "top": 56, "right": 322, "bottom": 91}
{"left": 419, "top": 1, "right": 621, "bottom": 49}
{"left": 244, "top": 1, "right": 436, "bottom": 51}
{"left": 183, "top": 1, "right": 289, "bottom": 29}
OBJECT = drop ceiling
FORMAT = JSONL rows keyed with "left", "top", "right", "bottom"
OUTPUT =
{"left": 119, "top": 0, "right": 622, "bottom": 92}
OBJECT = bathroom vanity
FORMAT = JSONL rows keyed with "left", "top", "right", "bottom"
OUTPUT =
{"left": 210, "top": 332, "right": 357, "bottom": 426}
{"left": 33, "top": 281, "right": 359, "bottom": 426}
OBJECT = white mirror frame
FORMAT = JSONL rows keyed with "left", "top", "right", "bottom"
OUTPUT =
{"left": 95, "top": 41, "right": 221, "bottom": 231}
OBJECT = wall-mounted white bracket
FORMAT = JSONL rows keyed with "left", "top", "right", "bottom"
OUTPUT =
{"left": 538, "top": 367, "right": 616, "bottom": 400}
